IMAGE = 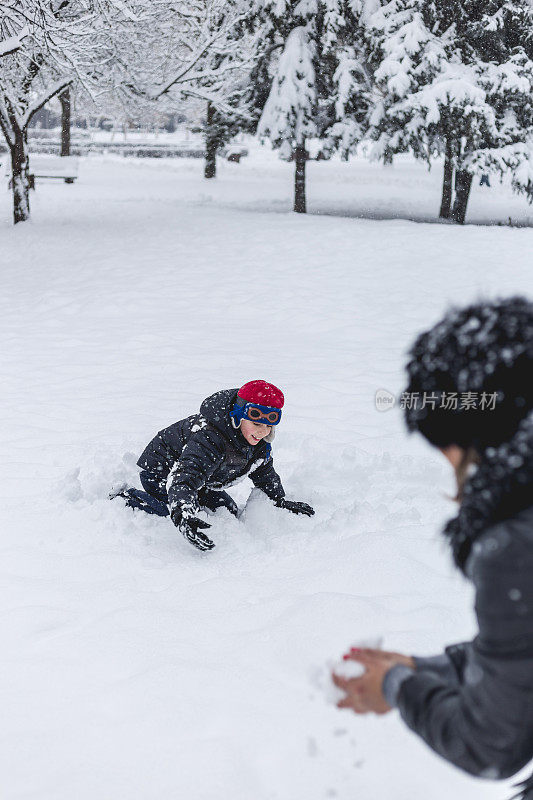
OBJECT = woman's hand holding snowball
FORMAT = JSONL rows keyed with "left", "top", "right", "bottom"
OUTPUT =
{"left": 332, "top": 648, "right": 415, "bottom": 715}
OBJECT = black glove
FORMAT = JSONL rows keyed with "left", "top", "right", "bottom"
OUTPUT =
{"left": 275, "top": 498, "right": 315, "bottom": 516}
{"left": 171, "top": 509, "right": 215, "bottom": 551}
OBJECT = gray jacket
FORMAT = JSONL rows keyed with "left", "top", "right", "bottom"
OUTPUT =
{"left": 386, "top": 504, "right": 533, "bottom": 784}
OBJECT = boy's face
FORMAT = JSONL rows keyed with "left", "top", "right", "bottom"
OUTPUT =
{"left": 240, "top": 418, "right": 272, "bottom": 446}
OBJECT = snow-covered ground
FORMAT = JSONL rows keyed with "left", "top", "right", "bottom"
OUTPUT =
{"left": 1, "top": 147, "right": 532, "bottom": 800}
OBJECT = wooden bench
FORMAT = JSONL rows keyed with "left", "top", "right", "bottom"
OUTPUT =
{"left": 6, "top": 155, "right": 79, "bottom": 189}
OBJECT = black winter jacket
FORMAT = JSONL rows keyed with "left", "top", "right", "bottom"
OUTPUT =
{"left": 137, "top": 389, "right": 285, "bottom": 515}
{"left": 398, "top": 503, "right": 533, "bottom": 783}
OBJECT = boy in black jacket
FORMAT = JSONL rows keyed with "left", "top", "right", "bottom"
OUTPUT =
{"left": 114, "top": 380, "right": 314, "bottom": 551}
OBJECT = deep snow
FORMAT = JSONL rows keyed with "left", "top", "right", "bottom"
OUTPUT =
{"left": 0, "top": 147, "right": 532, "bottom": 800}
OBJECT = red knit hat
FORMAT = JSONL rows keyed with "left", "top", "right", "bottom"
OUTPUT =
{"left": 237, "top": 380, "right": 284, "bottom": 409}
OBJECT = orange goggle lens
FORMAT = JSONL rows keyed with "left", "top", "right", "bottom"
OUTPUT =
{"left": 246, "top": 406, "right": 280, "bottom": 425}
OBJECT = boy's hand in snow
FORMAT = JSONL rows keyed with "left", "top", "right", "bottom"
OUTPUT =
{"left": 332, "top": 649, "right": 414, "bottom": 715}
{"left": 275, "top": 499, "right": 315, "bottom": 516}
{"left": 180, "top": 518, "right": 215, "bottom": 551}
{"left": 171, "top": 509, "right": 215, "bottom": 551}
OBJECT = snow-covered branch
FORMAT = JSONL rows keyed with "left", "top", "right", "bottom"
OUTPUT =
{"left": 22, "top": 78, "right": 74, "bottom": 129}
{"left": 155, "top": 57, "right": 253, "bottom": 95}
{"left": 151, "top": 12, "right": 250, "bottom": 100}
{"left": 0, "top": 27, "right": 29, "bottom": 58}
{"left": 0, "top": 0, "right": 146, "bottom": 223}
{"left": 180, "top": 87, "right": 254, "bottom": 121}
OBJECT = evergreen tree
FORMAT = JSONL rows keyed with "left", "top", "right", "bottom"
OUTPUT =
{"left": 255, "top": 0, "right": 368, "bottom": 212}
{"left": 255, "top": 1, "right": 319, "bottom": 212}
{"left": 255, "top": 1, "right": 383, "bottom": 208}
{"left": 367, "top": 0, "right": 460, "bottom": 214}
{"left": 368, "top": 0, "right": 533, "bottom": 223}
{"left": 322, "top": 1, "right": 381, "bottom": 160}
{"left": 258, "top": 24, "right": 318, "bottom": 212}
{"left": 464, "top": 1, "right": 533, "bottom": 211}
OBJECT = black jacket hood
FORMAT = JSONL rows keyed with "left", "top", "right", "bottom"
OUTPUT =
{"left": 200, "top": 388, "right": 252, "bottom": 453}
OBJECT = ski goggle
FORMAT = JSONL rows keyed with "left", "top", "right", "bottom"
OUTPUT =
{"left": 231, "top": 401, "right": 282, "bottom": 426}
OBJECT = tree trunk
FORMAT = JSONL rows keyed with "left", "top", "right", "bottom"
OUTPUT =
{"left": 439, "top": 138, "right": 454, "bottom": 219}
{"left": 11, "top": 131, "right": 31, "bottom": 224}
{"left": 451, "top": 169, "right": 473, "bottom": 225}
{"left": 204, "top": 102, "right": 217, "bottom": 179}
{"left": 60, "top": 88, "right": 71, "bottom": 158}
{"left": 294, "top": 142, "right": 307, "bottom": 214}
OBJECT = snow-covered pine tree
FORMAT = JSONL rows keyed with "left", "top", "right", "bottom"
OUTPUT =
{"left": 255, "top": 0, "right": 323, "bottom": 214}
{"left": 421, "top": 0, "right": 533, "bottom": 221}
{"left": 369, "top": 0, "right": 533, "bottom": 224}
{"left": 322, "top": 1, "right": 382, "bottom": 161}
{"left": 255, "top": 0, "right": 372, "bottom": 209}
{"left": 463, "top": 1, "right": 533, "bottom": 214}
{"left": 258, "top": 21, "right": 317, "bottom": 213}
{"left": 254, "top": 1, "right": 385, "bottom": 207}
{"left": 367, "top": 0, "right": 459, "bottom": 216}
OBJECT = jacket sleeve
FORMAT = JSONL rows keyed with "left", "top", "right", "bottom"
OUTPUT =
{"left": 166, "top": 428, "right": 224, "bottom": 515}
{"left": 249, "top": 456, "right": 285, "bottom": 502}
{"left": 396, "top": 525, "right": 533, "bottom": 780}
{"left": 384, "top": 645, "right": 468, "bottom": 708}
{"left": 413, "top": 642, "right": 469, "bottom": 685}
